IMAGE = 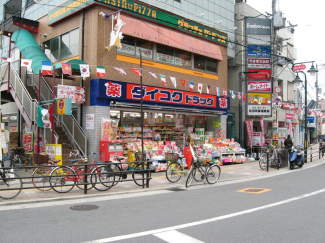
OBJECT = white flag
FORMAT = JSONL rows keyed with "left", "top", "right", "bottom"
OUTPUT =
{"left": 198, "top": 83, "right": 203, "bottom": 94}
{"left": 170, "top": 77, "right": 177, "bottom": 88}
{"left": 80, "top": 64, "right": 90, "bottom": 77}
{"left": 21, "top": 59, "right": 32, "bottom": 68}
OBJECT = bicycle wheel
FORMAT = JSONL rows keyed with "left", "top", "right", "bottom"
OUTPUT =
{"left": 32, "top": 167, "right": 53, "bottom": 191}
{"left": 0, "top": 172, "right": 22, "bottom": 199}
{"left": 110, "top": 163, "right": 122, "bottom": 186}
{"left": 166, "top": 162, "right": 183, "bottom": 183}
{"left": 133, "top": 163, "right": 150, "bottom": 186}
{"left": 185, "top": 169, "right": 195, "bottom": 188}
{"left": 193, "top": 164, "right": 206, "bottom": 182}
{"left": 91, "top": 165, "right": 115, "bottom": 191}
{"left": 49, "top": 166, "right": 76, "bottom": 193}
{"left": 12, "top": 154, "right": 23, "bottom": 167}
{"left": 75, "top": 167, "right": 94, "bottom": 191}
{"left": 259, "top": 153, "right": 267, "bottom": 170}
{"left": 206, "top": 164, "right": 221, "bottom": 184}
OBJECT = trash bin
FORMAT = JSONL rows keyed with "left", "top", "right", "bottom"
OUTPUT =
{"left": 280, "top": 149, "right": 288, "bottom": 168}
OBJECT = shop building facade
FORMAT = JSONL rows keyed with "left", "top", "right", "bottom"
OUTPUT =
{"left": 1, "top": 0, "right": 233, "bottom": 158}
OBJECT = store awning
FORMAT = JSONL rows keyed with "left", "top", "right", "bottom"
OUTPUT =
{"left": 12, "top": 29, "right": 51, "bottom": 74}
{"left": 111, "top": 102, "right": 227, "bottom": 116}
{"left": 122, "top": 15, "right": 223, "bottom": 61}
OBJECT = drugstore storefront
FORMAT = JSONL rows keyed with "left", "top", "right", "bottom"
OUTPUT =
{"left": 88, "top": 79, "right": 230, "bottom": 161}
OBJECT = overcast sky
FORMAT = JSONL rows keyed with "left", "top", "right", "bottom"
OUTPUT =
{"left": 245, "top": 0, "right": 325, "bottom": 99}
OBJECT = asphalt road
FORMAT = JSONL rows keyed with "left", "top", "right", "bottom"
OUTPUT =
{"left": 1, "top": 162, "right": 325, "bottom": 243}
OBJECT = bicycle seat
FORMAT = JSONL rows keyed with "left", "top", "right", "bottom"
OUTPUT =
{"left": 116, "top": 157, "right": 125, "bottom": 162}
{"left": 51, "top": 159, "right": 61, "bottom": 164}
{"left": 69, "top": 159, "right": 80, "bottom": 164}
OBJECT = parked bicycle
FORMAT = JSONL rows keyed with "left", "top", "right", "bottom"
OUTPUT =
{"left": 2, "top": 146, "right": 26, "bottom": 167}
{"left": 31, "top": 156, "right": 61, "bottom": 192}
{"left": 0, "top": 160, "right": 22, "bottom": 199}
{"left": 185, "top": 145, "right": 221, "bottom": 188}
{"left": 165, "top": 152, "right": 185, "bottom": 183}
{"left": 49, "top": 144, "right": 115, "bottom": 193}
{"left": 259, "top": 143, "right": 281, "bottom": 170}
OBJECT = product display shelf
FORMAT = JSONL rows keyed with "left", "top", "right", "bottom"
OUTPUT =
{"left": 217, "top": 151, "right": 246, "bottom": 164}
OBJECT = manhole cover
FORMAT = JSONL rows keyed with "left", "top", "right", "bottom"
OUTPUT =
{"left": 237, "top": 187, "right": 272, "bottom": 194}
{"left": 167, "top": 187, "right": 186, "bottom": 192}
{"left": 70, "top": 205, "right": 99, "bottom": 211}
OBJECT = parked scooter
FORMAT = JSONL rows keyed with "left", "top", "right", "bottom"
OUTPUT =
{"left": 288, "top": 145, "right": 304, "bottom": 170}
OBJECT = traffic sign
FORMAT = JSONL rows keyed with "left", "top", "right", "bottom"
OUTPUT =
{"left": 274, "top": 86, "right": 282, "bottom": 94}
{"left": 293, "top": 64, "right": 306, "bottom": 71}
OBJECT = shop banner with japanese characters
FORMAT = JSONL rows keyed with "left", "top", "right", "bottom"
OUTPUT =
{"left": 248, "top": 81, "right": 271, "bottom": 92}
{"left": 57, "top": 85, "right": 85, "bottom": 104}
{"left": 245, "top": 120, "right": 253, "bottom": 148}
{"left": 101, "top": 118, "right": 119, "bottom": 141}
{"left": 259, "top": 117, "right": 265, "bottom": 145}
{"left": 23, "top": 132, "right": 33, "bottom": 153}
{"left": 91, "top": 80, "right": 230, "bottom": 111}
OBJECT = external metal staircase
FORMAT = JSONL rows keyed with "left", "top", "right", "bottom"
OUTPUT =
{"left": 0, "top": 63, "right": 87, "bottom": 157}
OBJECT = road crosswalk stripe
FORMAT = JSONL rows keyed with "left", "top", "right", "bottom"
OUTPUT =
{"left": 153, "top": 230, "right": 204, "bottom": 243}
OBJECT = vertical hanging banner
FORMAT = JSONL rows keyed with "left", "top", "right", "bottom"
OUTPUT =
{"left": 101, "top": 118, "right": 119, "bottom": 141}
{"left": 259, "top": 117, "right": 265, "bottom": 145}
{"left": 245, "top": 120, "right": 253, "bottom": 148}
{"left": 288, "top": 121, "right": 292, "bottom": 136}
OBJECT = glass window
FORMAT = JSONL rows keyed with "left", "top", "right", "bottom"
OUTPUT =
{"left": 43, "top": 29, "right": 78, "bottom": 62}
{"left": 157, "top": 44, "right": 175, "bottom": 65}
{"left": 136, "top": 39, "right": 153, "bottom": 58}
{"left": 61, "top": 33, "right": 70, "bottom": 59}
{"left": 194, "top": 54, "right": 205, "bottom": 70}
{"left": 119, "top": 35, "right": 136, "bottom": 56}
{"left": 175, "top": 49, "right": 191, "bottom": 67}
{"left": 206, "top": 57, "right": 218, "bottom": 73}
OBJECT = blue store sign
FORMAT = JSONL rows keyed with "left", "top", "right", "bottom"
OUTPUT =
{"left": 90, "top": 79, "right": 230, "bottom": 111}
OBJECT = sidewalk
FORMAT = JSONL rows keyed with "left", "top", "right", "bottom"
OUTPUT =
{"left": 1, "top": 147, "right": 324, "bottom": 205}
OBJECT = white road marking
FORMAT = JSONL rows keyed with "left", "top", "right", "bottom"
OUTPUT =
{"left": 153, "top": 230, "right": 204, "bottom": 243}
{"left": 86, "top": 188, "right": 325, "bottom": 243}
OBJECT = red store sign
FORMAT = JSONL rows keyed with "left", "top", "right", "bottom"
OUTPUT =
{"left": 248, "top": 81, "right": 271, "bottom": 92}
{"left": 247, "top": 69, "right": 272, "bottom": 80}
{"left": 286, "top": 113, "right": 296, "bottom": 120}
{"left": 282, "top": 102, "right": 296, "bottom": 110}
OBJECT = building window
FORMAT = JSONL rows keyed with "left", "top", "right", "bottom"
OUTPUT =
{"left": 118, "top": 36, "right": 153, "bottom": 59}
{"left": 44, "top": 28, "right": 79, "bottom": 62}
{"left": 157, "top": 44, "right": 175, "bottom": 65}
{"left": 194, "top": 54, "right": 218, "bottom": 73}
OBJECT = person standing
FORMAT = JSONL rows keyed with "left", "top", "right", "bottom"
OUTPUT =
{"left": 284, "top": 135, "right": 293, "bottom": 154}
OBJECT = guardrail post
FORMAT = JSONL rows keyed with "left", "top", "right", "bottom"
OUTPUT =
{"left": 310, "top": 147, "right": 312, "bottom": 162}
{"left": 146, "top": 161, "right": 150, "bottom": 188}
{"left": 266, "top": 150, "right": 269, "bottom": 172}
{"left": 84, "top": 164, "right": 88, "bottom": 194}
{"left": 319, "top": 145, "right": 321, "bottom": 159}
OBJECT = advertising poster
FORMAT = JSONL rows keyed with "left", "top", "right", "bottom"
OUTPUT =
{"left": 245, "top": 120, "right": 253, "bottom": 148}
{"left": 57, "top": 85, "right": 85, "bottom": 104}
{"left": 175, "top": 113, "right": 184, "bottom": 128}
{"left": 148, "top": 112, "right": 155, "bottom": 124}
{"left": 101, "top": 118, "right": 119, "bottom": 141}
{"left": 248, "top": 81, "right": 271, "bottom": 92}
{"left": 86, "top": 114, "right": 95, "bottom": 130}
{"left": 23, "top": 132, "right": 33, "bottom": 153}
{"left": 252, "top": 132, "right": 262, "bottom": 146}
{"left": 45, "top": 144, "right": 62, "bottom": 165}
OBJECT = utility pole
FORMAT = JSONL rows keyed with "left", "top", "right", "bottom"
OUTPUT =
{"left": 316, "top": 64, "right": 319, "bottom": 139}
{"left": 271, "top": 0, "right": 278, "bottom": 143}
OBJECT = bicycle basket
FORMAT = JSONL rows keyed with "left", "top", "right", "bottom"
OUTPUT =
{"left": 165, "top": 153, "right": 179, "bottom": 162}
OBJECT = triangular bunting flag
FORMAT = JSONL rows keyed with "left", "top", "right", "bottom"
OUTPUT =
{"left": 170, "top": 77, "right": 177, "bottom": 88}
{"left": 148, "top": 71, "right": 157, "bottom": 78}
{"left": 2, "top": 57, "right": 11, "bottom": 62}
{"left": 42, "top": 61, "right": 52, "bottom": 75}
{"left": 80, "top": 64, "right": 90, "bottom": 77}
{"left": 243, "top": 93, "right": 246, "bottom": 102}
{"left": 237, "top": 92, "right": 241, "bottom": 100}
{"left": 189, "top": 81, "right": 194, "bottom": 92}
{"left": 180, "top": 79, "right": 186, "bottom": 87}
{"left": 198, "top": 83, "right": 203, "bottom": 94}
{"left": 62, "top": 63, "right": 72, "bottom": 76}
{"left": 130, "top": 68, "right": 142, "bottom": 76}
{"left": 159, "top": 74, "right": 166, "bottom": 86}
{"left": 222, "top": 89, "right": 227, "bottom": 98}
{"left": 207, "top": 85, "right": 211, "bottom": 94}
{"left": 21, "top": 59, "right": 32, "bottom": 68}
{"left": 97, "top": 66, "right": 106, "bottom": 77}
{"left": 216, "top": 87, "right": 220, "bottom": 96}
{"left": 230, "top": 90, "right": 236, "bottom": 99}
{"left": 114, "top": 67, "right": 126, "bottom": 75}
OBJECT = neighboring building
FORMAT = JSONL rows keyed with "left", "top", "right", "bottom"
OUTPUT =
{"left": 229, "top": 1, "right": 299, "bottom": 151}
{"left": 0, "top": 0, "right": 231, "bottom": 157}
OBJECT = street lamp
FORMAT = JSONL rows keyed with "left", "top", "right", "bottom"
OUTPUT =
{"left": 238, "top": 71, "right": 258, "bottom": 148}
{"left": 291, "top": 62, "right": 318, "bottom": 163}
